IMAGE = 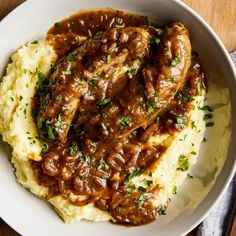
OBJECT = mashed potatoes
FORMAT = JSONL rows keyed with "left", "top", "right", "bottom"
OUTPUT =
{"left": 0, "top": 40, "right": 205, "bottom": 223}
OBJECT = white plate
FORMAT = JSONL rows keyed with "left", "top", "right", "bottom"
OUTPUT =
{"left": 0, "top": 0, "right": 236, "bottom": 236}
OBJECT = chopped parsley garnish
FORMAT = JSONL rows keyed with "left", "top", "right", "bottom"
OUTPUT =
{"left": 41, "top": 143, "right": 49, "bottom": 153}
{"left": 144, "top": 179, "right": 153, "bottom": 187}
{"left": 93, "top": 34, "right": 104, "bottom": 40}
{"left": 147, "top": 106, "right": 155, "bottom": 114}
{"left": 203, "top": 137, "right": 207, "bottom": 142}
{"left": 150, "top": 37, "right": 161, "bottom": 46}
{"left": 62, "top": 70, "right": 74, "bottom": 75}
{"left": 67, "top": 52, "right": 76, "bottom": 62}
{"left": 176, "top": 116, "right": 187, "bottom": 129}
{"left": 171, "top": 54, "right": 181, "bottom": 67}
{"left": 166, "top": 77, "right": 174, "bottom": 82}
{"left": 47, "top": 126, "right": 55, "bottom": 140}
{"left": 69, "top": 142, "right": 78, "bottom": 155}
{"left": 190, "top": 151, "right": 197, "bottom": 155}
{"left": 93, "top": 71, "right": 102, "bottom": 78}
{"left": 158, "top": 206, "right": 167, "bottom": 215}
{"left": 115, "top": 16, "right": 123, "bottom": 24}
{"left": 148, "top": 171, "right": 153, "bottom": 177}
{"left": 88, "top": 79, "right": 98, "bottom": 89}
{"left": 79, "top": 155, "right": 92, "bottom": 164}
{"left": 197, "top": 80, "right": 202, "bottom": 95}
{"left": 106, "top": 54, "right": 112, "bottom": 64}
{"left": 165, "top": 51, "right": 172, "bottom": 57}
{"left": 101, "top": 113, "right": 108, "bottom": 120}
{"left": 127, "top": 184, "right": 136, "bottom": 193}
{"left": 177, "top": 154, "right": 190, "bottom": 171}
{"left": 124, "top": 168, "right": 143, "bottom": 185}
{"left": 200, "top": 105, "right": 213, "bottom": 112}
{"left": 120, "top": 116, "right": 132, "bottom": 127}
{"left": 54, "top": 22, "right": 61, "bottom": 27}
{"left": 19, "top": 95, "right": 23, "bottom": 101}
{"left": 31, "top": 40, "right": 38, "bottom": 44}
{"left": 55, "top": 95, "right": 62, "bottom": 101}
{"left": 97, "top": 158, "right": 109, "bottom": 171}
{"left": 172, "top": 186, "right": 177, "bottom": 194}
{"left": 191, "top": 121, "right": 196, "bottom": 129}
{"left": 137, "top": 186, "right": 146, "bottom": 193}
{"left": 206, "top": 122, "right": 214, "bottom": 127}
{"left": 97, "top": 98, "right": 111, "bottom": 109}
{"left": 134, "top": 193, "right": 147, "bottom": 206}
{"left": 187, "top": 173, "right": 194, "bottom": 178}
{"left": 10, "top": 97, "right": 14, "bottom": 102}
{"left": 128, "top": 68, "right": 137, "bottom": 76}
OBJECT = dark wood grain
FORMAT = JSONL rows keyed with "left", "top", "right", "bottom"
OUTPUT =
{"left": 0, "top": 0, "right": 235, "bottom": 236}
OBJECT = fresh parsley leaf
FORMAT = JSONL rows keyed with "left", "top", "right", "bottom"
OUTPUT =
{"left": 69, "top": 142, "right": 78, "bottom": 155}
{"left": 120, "top": 116, "right": 132, "bottom": 127}
{"left": 97, "top": 98, "right": 111, "bottom": 109}
{"left": 106, "top": 54, "right": 112, "bottom": 64}
{"left": 177, "top": 154, "right": 190, "bottom": 171}
{"left": 124, "top": 168, "right": 143, "bottom": 185}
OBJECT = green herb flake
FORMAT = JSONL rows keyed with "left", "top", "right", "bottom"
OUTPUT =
{"left": 158, "top": 206, "right": 167, "bottom": 215}
{"left": 128, "top": 68, "right": 137, "bottom": 76}
{"left": 127, "top": 184, "right": 136, "bottom": 193}
{"left": 191, "top": 121, "right": 196, "bottom": 129}
{"left": 54, "top": 22, "right": 61, "bottom": 27}
{"left": 190, "top": 151, "right": 197, "bottom": 155}
{"left": 200, "top": 105, "right": 213, "bottom": 112}
{"left": 31, "top": 40, "right": 39, "bottom": 44}
{"left": 41, "top": 143, "right": 49, "bottom": 153}
{"left": 94, "top": 71, "right": 102, "bottom": 78}
{"left": 97, "top": 98, "right": 111, "bottom": 109}
{"left": 172, "top": 186, "right": 177, "bottom": 194}
{"left": 150, "top": 37, "right": 161, "bottom": 46}
{"left": 171, "top": 54, "right": 181, "bottom": 67}
{"left": 62, "top": 70, "right": 73, "bottom": 76}
{"left": 134, "top": 193, "right": 147, "bottom": 206}
{"left": 144, "top": 179, "right": 153, "bottom": 187}
{"left": 165, "top": 51, "right": 172, "bottom": 57}
{"left": 19, "top": 95, "right": 23, "bottom": 101}
{"left": 97, "top": 158, "right": 109, "bottom": 171}
{"left": 115, "top": 16, "right": 123, "bottom": 24}
{"left": 23, "top": 68, "right": 28, "bottom": 74}
{"left": 93, "top": 34, "right": 104, "bottom": 40}
{"left": 10, "top": 97, "right": 14, "bottom": 102}
{"left": 197, "top": 80, "right": 202, "bottom": 95}
{"left": 138, "top": 186, "right": 146, "bottom": 193}
{"left": 67, "top": 52, "right": 76, "bottom": 62}
{"left": 88, "top": 79, "right": 98, "bottom": 89}
{"left": 177, "top": 154, "right": 190, "bottom": 171}
{"left": 203, "top": 137, "right": 207, "bottom": 142}
{"left": 55, "top": 95, "right": 63, "bottom": 101}
{"left": 187, "top": 173, "right": 194, "bottom": 178}
{"left": 79, "top": 155, "right": 92, "bottom": 164}
{"left": 147, "top": 106, "right": 155, "bottom": 114}
{"left": 124, "top": 168, "right": 143, "bottom": 185}
{"left": 106, "top": 54, "right": 112, "bottom": 64}
{"left": 120, "top": 116, "right": 132, "bottom": 127}
{"left": 69, "top": 142, "right": 78, "bottom": 155}
{"left": 47, "top": 126, "right": 55, "bottom": 140}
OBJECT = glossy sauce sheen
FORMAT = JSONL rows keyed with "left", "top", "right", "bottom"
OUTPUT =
{"left": 31, "top": 9, "right": 205, "bottom": 225}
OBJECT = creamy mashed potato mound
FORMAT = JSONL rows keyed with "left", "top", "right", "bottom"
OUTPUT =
{"left": 0, "top": 40, "right": 205, "bottom": 223}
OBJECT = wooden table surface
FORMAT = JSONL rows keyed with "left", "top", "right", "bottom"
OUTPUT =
{"left": 0, "top": 0, "right": 235, "bottom": 235}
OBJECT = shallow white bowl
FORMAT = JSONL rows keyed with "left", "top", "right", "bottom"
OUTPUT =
{"left": 0, "top": 0, "right": 235, "bottom": 235}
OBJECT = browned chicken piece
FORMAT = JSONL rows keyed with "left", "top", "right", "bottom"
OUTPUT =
{"left": 37, "top": 27, "right": 152, "bottom": 142}
{"left": 82, "top": 22, "right": 191, "bottom": 140}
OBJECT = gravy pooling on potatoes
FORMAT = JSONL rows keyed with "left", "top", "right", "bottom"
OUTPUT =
{"left": 31, "top": 9, "right": 205, "bottom": 225}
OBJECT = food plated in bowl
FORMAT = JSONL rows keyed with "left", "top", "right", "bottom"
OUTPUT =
{"left": 0, "top": 0, "right": 235, "bottom": 235}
